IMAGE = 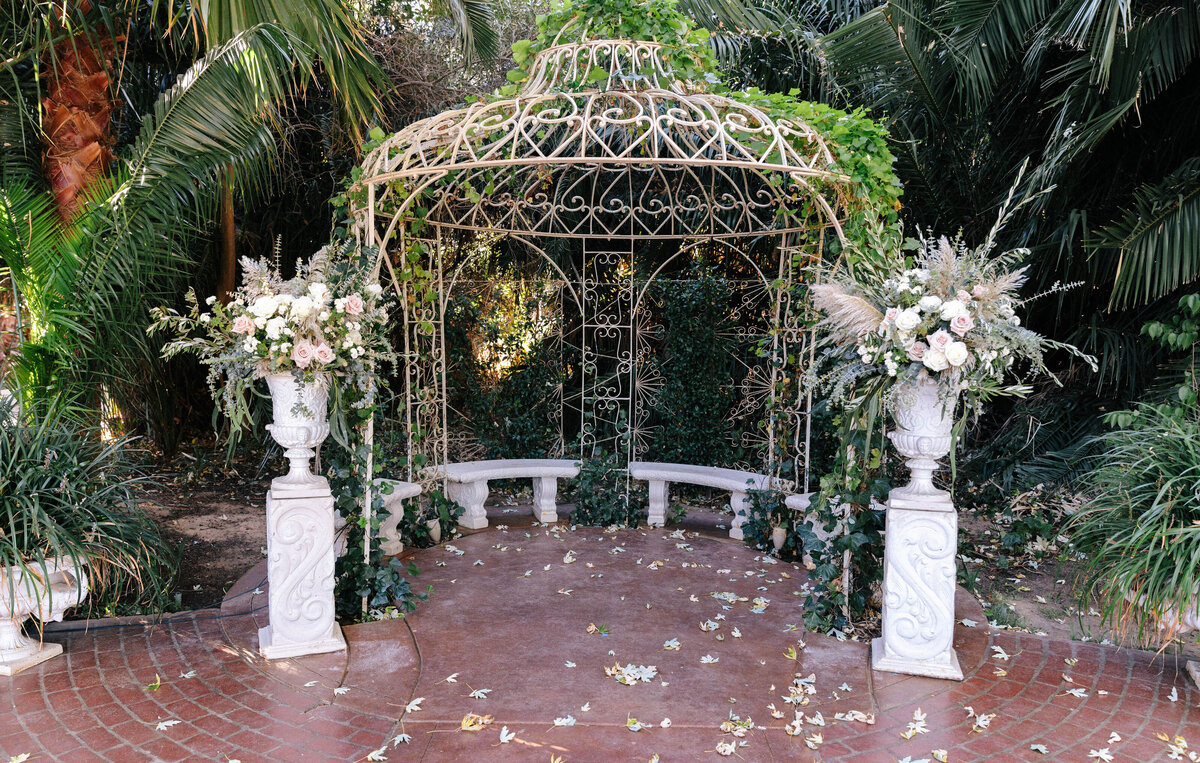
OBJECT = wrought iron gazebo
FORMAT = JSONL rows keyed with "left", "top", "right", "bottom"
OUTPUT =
{"left": 349, "top": 32, "right": 861, "bottom": 500}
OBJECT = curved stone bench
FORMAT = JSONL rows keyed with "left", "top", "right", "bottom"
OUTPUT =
{"left": 627, "top": 462, "right": 779, "bottom": 539}
{"left": 374, "top": 479, "right": 424, "bottom": 555}
{"left": 424, "top": 459, "right": 581, "bottom": 529}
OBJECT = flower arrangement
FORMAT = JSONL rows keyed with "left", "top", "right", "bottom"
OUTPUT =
{"left": 811, "top": 230, "right": 1089, "bottom": 413}
{"left": 150, "top": 245, "right": 394, "bottom": 442}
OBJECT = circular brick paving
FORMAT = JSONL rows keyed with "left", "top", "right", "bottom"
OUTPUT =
{"left": 1, "top": 514, "right": 1196, "bottom": 761}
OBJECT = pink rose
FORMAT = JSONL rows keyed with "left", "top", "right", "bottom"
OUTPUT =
{"left": 907, "top": 341, "right": 928, "bottom": 361}
{"left": 972, "top": 284, "right": 986, "bottom": 297}
{"left": 344, "top": 294, "right": 365, "bottom": 315}
{"left": 928, "top": 329, "right": 953, "bottom": 351}
{"left": 884, "top": 307, "right": 900, "bottom": 323}
{"left": 232, "top": 315, "right": 256, "bottom": 334}
{"left": 291, "top": 341, "right": 315, "bottom": 369}
{"left": 950, "top": 314, "right": 975, "bottom": 336}
{"left": 314, "top": 343, "right": 335, "bottom": 364}
{"left": 957, "top": 290, "right": 973, "bottom": 303}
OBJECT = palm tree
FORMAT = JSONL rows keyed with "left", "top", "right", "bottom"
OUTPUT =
{"left": 675, "top": 0, "right": 1200, "bottom": 486}
{"left": 0, "top": 0, "right": 499, "bottom": 448}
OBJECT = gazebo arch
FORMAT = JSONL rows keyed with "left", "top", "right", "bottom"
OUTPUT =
{"left": 349, "top": 33, "right": 862, "bottom": 497}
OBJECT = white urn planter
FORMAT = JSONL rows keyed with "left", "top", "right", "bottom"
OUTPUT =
{"left": 872, "top": 372, "right": 964, "bottom": 680}
{"left": 1, "top": 557, "right": 89, "bottom": 675}
{"left": 265, "top": 372, "right": 331, "bottom": 492}
{"left": 258, "top": 371, "right": 346, "bottom": 659}
{"left": 771, "top": 525, "right": 787, "bottom": 553}
{"left": 1124, "top": 589, "right": 1200, "bottom": 688}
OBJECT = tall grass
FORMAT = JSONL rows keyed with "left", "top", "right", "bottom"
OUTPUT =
{"left": 1070, "top": 403, "right": 1200, "bottom": 648}
{"left": 0, "top": 396, "right": 178, "bottom": 617}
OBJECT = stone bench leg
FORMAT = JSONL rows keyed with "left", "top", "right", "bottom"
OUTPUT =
{"left": 448, "top": 480, "right": 489, "bottom": 530}
{"left": 379, "top": 500, "right": 405, "bottom": 556}
{"left": 728, "top": 491, "right": 748, "bottom": 540}
{"left": 531, "top": 476, "right": 560, "bottom": 523}
{"left": 646, "top": 480, "right": 668, "bottom": 527}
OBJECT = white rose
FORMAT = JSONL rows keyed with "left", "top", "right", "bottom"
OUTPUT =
{"left": 917, "top": 295, "right": 942, "bottom": 313}
{"left": 939, "top": 300, "right": 969, "bottom": 321}
{"left": 893, "top": 308, "right": 921, "bottom": 333}
{"left": 290, "top": 296, "right": 316, "bottom": 318}
{"left": 366, "top": 283, "right": 383, "bottom": 297}
{"left": 308, "top": 282, "right": 328, "bottom": 298}
{"left": 275, "top": 294, "right": 293, "bottom": 305}
{"left": 264, "top": 317, "right": 287, "bottom": 340}
{"left": 242, "top": 336, "right": 258, "bottom": 353}
{"left": 249, "top": 295, "right": 277, "bottom": 319}
{"left": 944, "top": 341, "right": 969, "bottom": 367}
{"left": 253, "top": 316, "right": 267, "bottom": 330}
{"left": 205, "top": 296, "right": 217, "bottom": 306}
{"left": 923, "top": 348, "right": 949, "bottom": 372}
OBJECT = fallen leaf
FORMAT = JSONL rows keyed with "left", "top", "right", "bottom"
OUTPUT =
{"left": 469, "top": 688, "right": 492, "bottom": 700}
{"left": 333, "top": 687, "right": 349, "bottom": 696}
{"left": 405, "top": 698, "right": 425, "bottom": 713}
{"left": 366, "top": 746, "right": 387, "bottom": 761}
{"left": 499, "top": 726, "right": 515, "bottom": 744}
{"left": 443, "top": 673, "right": 459, "bottom": 683}
{"left": 554, "top": 715, "right": 576, "bottom": 727}
{"left": 179, "top": 670, "right": 196, "bottom": 679}
{"left": 663, "top": 638, "right": 681, "bottom": 651}
{"left": 700, "top": 654, "right": 719, "bottom": 664}
{"left": 392, "top": 734, "right": 412, "bottom": 746}
{"left": 144, "top": 674, "right": 161, "bottom": 691}
{"left": 460, "top": 713, "right": 493, "bottom": 731}
{"left": 1088, "top": 749, "right": 1114, "bottom": 762}
{"left": 154, "top": 719, "right": 181, "bottom": 731}
{"left": 1030, "top": 743, "right": 1049, "bottom": 754}
{"left": 564, "top": 660, "right": 576, "bottom": 668}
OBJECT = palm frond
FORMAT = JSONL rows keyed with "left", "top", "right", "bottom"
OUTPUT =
{"left": 167, "top": 0, "right": 385, "bottom": 134}
{"left": 1096, "top": 158, "right": 1200, "bottom": 309}
{"left": 442, "top": 0, "right": 500, "bottom": 64}
{"left": 938, "top": 0, "right": 1054, "bottom": 111}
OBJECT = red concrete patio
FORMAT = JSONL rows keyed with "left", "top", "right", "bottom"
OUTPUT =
{"left": 1, "top": 509, "right": 1197, "bottom": 761}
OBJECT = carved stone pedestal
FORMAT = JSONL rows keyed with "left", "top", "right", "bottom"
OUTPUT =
{"left": 871, "top": 491, "right": 962, "bottom": 680}
{"left": 873, "top": 372, "right": 962, "bottom": 680}
{"left": 259, "top": 478, "right": 346, "bottom": 659}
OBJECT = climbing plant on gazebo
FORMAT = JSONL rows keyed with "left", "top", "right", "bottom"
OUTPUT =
{"left": 336, "top": 0, "right": 902, "bottom": 626}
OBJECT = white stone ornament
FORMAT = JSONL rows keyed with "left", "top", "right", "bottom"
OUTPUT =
{"left": 872, "top": 372, "right": 964, "bottom": 680}
{"left": 259, "top": 371, "right": 346, "bottom": 659}
{"left": 0, "top": 557, "right": 88, "bottom": 675}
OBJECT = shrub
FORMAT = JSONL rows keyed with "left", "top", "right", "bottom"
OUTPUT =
{"left": 1070, "top": 402, "right": 1200, "bottom": 646}
{"left": 0, "top": 397, "right": 178, "bottom": 616}
{"left": 569, "top": 448, "right": 646, "bottom": 527}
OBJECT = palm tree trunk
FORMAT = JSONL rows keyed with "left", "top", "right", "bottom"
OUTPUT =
{"left": 218, "top": 166, "right": 236, "bottom": 302}
{"left": 41, "top": 10, "right": 119, "bottom": 220}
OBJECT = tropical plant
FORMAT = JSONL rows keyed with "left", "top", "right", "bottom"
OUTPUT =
{"left": 677, "top": 0, "right": 1200, "bottom": 478}
{"left": 1070, "top": 402, "right": 1200, "bottom": 647}
{"left": 0, "top": 396, "right": 178, "bottom": 617}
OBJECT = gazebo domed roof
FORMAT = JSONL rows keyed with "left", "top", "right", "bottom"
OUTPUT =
{"left": 354, "top": 39, "right": 850, "bottom": 241}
